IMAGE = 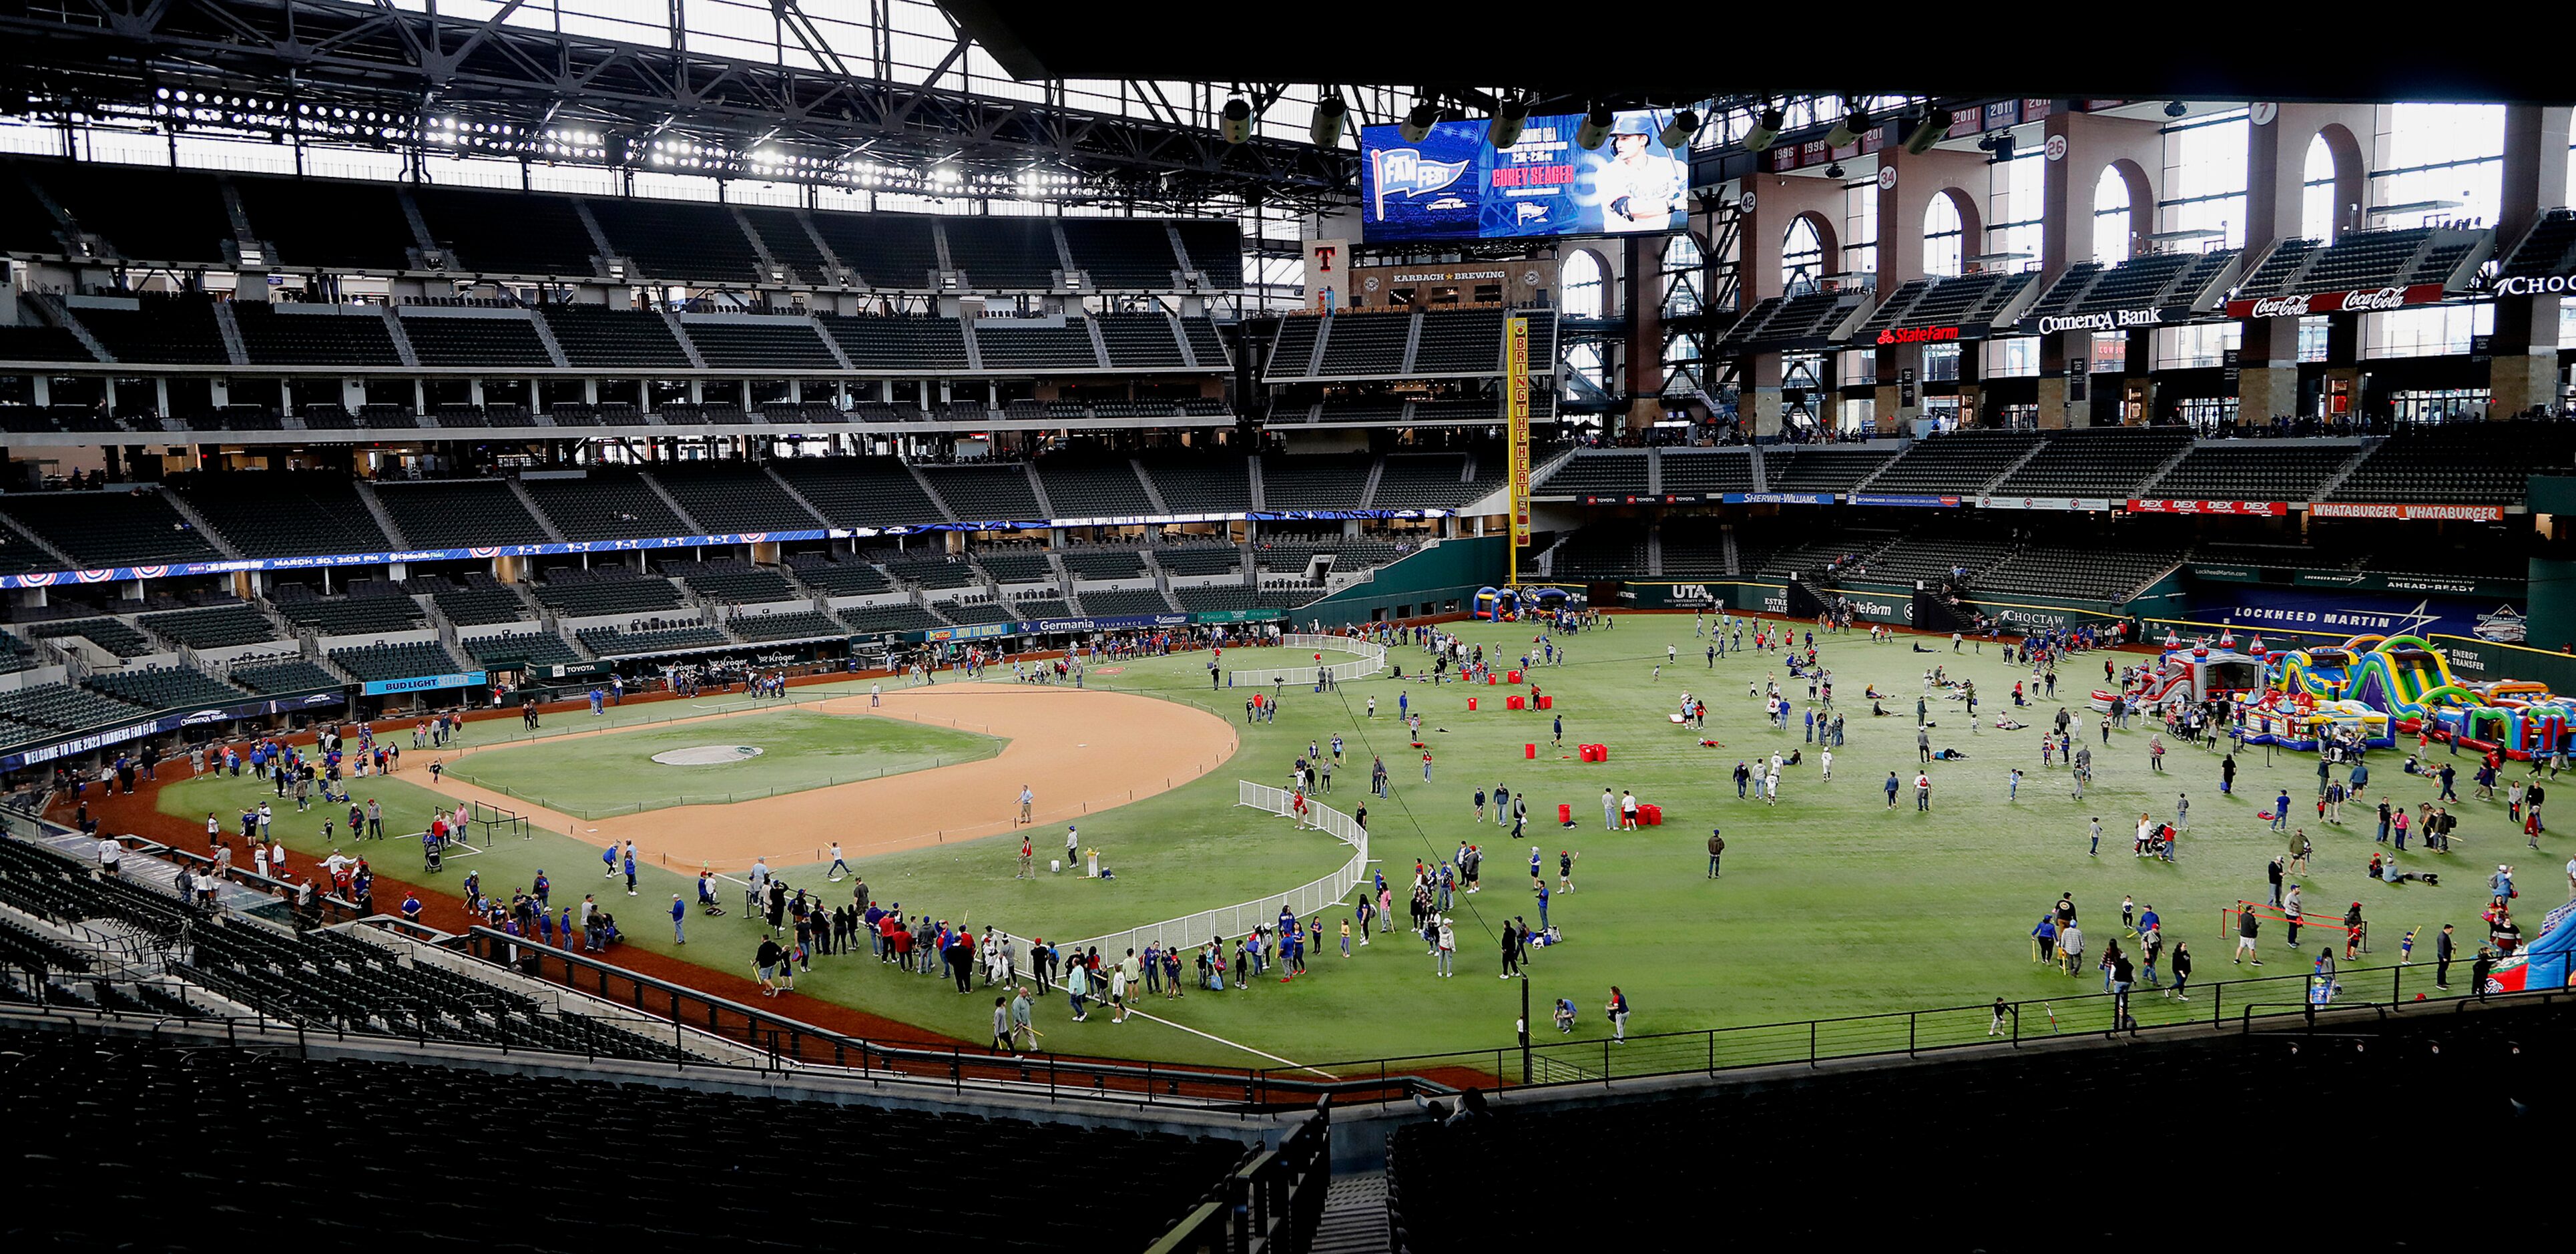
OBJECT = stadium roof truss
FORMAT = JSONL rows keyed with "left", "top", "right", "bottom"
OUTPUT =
{"left": 0, "top": 0, "right": 1353, "bottom": 213}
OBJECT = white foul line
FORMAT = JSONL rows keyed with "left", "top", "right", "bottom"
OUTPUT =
{"left": 1119, "top": 1008, "right": 1337, "bottom": 1079}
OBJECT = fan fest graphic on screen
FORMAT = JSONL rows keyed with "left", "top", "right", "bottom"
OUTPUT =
{"left": 1359, "top": 110, "right": 1689, "bottom": 242}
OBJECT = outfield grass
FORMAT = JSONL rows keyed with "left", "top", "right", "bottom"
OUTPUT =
{"left": 440, "top": 708, "right": 1000, "bottom": 817}
{"left": 160, "top": 630, "right": 2545, "bottom": 1075}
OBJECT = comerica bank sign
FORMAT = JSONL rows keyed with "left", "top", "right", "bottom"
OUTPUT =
{"left": 2025, "top": 308, "right": 2171, "bottom": 335}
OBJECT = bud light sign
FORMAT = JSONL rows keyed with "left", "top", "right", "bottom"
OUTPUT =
{"left": 1359, "top": 110, "right": 1690, "bottom": 243}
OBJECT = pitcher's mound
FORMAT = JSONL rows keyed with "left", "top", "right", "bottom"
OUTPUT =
{"left": 652, "top": 745, "right": 765, "bottom": 766}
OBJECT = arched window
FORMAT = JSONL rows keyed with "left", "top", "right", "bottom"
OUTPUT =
{"left": 2093, "top": 166, "right": 2133, "bottom": 264}
{"left": 1562, "top": 248, "right": 1606, "bottom": 319}
{"left": 1782, "top": 216, "right": 1824, "bottom": 293}
{"left": 2302, "top": 133, "right": 2340, "bottom": 242}
{"left": 1662, "top": 232, "right": 1704, "bottom": 319}
{"left": 1922, "top": 194, "right": 1964, "bottom": 277}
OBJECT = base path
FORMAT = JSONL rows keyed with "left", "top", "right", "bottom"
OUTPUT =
{"left": 416, "top": 682, "right": 1238, "bottom": 871}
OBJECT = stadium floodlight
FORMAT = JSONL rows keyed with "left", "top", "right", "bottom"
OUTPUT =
{"left": 1220, "top": 97, "right": 1254, "bottom": 145}
{"left": 1575, "top": 106, "right": 1617, "bottom": 151}
{"left": 1825, "top": 106, "right": 1868, "bottom": 149}
{"left": 1902, "top": 106, "right": 1953, "bottom": 156}
{"left": 1658, "top": 109, "right": 1700, "bottom": 150}
{"left": 1310, "top": 95, "right": 1348, "bottom": 149}
{"left": 1742, "top": 104, "right": 1784, "bottom": 152}
{"left": 1489, "top": 97, "right": 1531, "bottom": 150}
{"left": 1400, "top": 102, "right": 1439, "bottom": 144}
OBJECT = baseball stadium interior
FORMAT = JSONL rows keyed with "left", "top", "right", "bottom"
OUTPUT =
{"left": 1, "top": 2, "right": 2573, "bottom": 1249}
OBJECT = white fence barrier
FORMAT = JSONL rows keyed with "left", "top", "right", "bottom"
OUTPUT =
{"left": 1226, "top": 633, "right": 1388, "bottom": 688}
{"left": 1021, "top": 781, "right": 1369, "bottom": 970}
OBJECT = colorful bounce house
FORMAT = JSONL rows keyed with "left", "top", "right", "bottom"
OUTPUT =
{"left": 2119, "top": 630, "right": 2395, "bottom": 751}
{"left": 2328, "top": 634, "right": 2574, "bottom": 761}
{"left": 2483, "top": 899, "right": 2576, "bottom": 994}
{"left": 1473, "top": 586, "right": 1519, "bottom": 620}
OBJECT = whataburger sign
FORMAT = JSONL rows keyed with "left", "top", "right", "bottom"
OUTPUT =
{"left": 2224, "top": 284, "right": 2446, "bottom": 319}
{"left": 2310, "top": 502, "right": 2505, "bottom": 522}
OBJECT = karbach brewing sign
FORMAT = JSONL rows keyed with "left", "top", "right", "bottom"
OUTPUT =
{"left": 2224, "top": 284, "right": 2446, "bottom": 319}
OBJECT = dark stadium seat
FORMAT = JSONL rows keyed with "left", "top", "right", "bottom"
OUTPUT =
{"left": 371, "top": 480, "right": 551, "bottom": 549}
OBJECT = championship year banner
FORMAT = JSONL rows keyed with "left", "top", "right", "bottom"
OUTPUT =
{"left": 1507, "top": 314, "right": 1533, "bottom": 548}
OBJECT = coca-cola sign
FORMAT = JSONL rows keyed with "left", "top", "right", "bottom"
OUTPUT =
{"left": 2224, "top": 283, "right": 2446, "bottom": 319}
{"left": 1873, "top": 325, "right": 1963, "bottom": 346}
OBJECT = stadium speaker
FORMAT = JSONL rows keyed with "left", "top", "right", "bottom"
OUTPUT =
{"left": 1902, "top": 107, "right": 1952, "bottom": 156}
{"left": 1400, "top": 103, "right": 1439, "bottom": 144}
{"left": 2164, "top": 99, "right": 2189, "bottom": 118}
{"left": 1825, "top": 107, "right": 1868, "bottom": 149}
{"left": 1221, "top": 97, "right": 1254, "bottom": 145}
{"left": 1742, "top": 105, "right": 1784, "bottom": 152}
{"left": 1658, "top": 109, "right": 1700, "bottom": 150}
{"left": 1489, "top": 97, "right": 1531, "bottom": 149}
{"left": 1824, "top": 162, "right": 1845, "bottom": 180}
{"left": 1310, "top": 95, "right": 1348, "bottom": 149}
{"left": 1575, "top": 106, "right": 1617, "bottom": 150}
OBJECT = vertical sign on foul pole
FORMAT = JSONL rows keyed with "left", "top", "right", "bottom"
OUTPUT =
{"left": 1505, "top": 313, "right": 1532, "bottom": 586}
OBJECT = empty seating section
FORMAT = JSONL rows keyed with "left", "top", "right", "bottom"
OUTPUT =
{"left": 1742, "top": 528, "right": 1899, "bottom": 580}
{"left": 234, "top": 176, "right": 417, "bottom": 270}
{"left": 1039, "top": 459, "right": 1154, "bottom": 517}
{"left": 533, "top": 568, "right": 685, "bottom": 617}
{"left": 2328, "top": 421, "right": 2576, "bottom": 505}
{"left": 1180, "top": 317, "right": 1230, "bottom": 367}
{"left": 808, "top": 214, "right": 942, "bottom": 288}
{"left": 1011, "top": 596, "right": 1073, "bottom": 620}
{"left": 25, "top": 616, "right": 152, "bottom": 658}
{"left": 1552, "top": 526, "right": 1648, "bottom": 578}
{"left": 1864, "top": 432, "right": 2041, "bottom": 495}
{"left": 1153, "top": 545, "right": 1246, "bottom": 578}
{"left": 1848, "top": 278, "right": 1937, "bottom": 340}
{"left": 1718, "top": 291, "right": 1870, "bottom": 355}
{"left": 228, "top": 656, "right": 342, "bottom": 693}
{"left": 230, "top": 305, "right": 402, "bottom": 366}
{"left": 2146, "top": 443, "right": 2360, "bottom": 501}
{"left": 1899, "top": 270, "right": 2033, "bottom": 329}
{"left": 945, "top": 218, "right": 1062, "bottom": 288}
{"left": 0, "top": 682, "right": 147, "bottom": 737}
{"left": 176, "top": 470, "right": 393, "bottom": 558}
{"left": 2235, "top": 238, "right": 2320, "bottom": 296}
{"left": 140, "top": 605, "right": 278, "bottom": 650}
{"left": 778, "top": 459, "right": 950, "bottom": 527}
{"left": 1657, "top": 450, "right": 1757, "bottom": 495}
{"left": 1260, "top": 455, "right": 1370, "bottom": 510}
{"left": 586, "top": 198, "right": 760, "bottom": 284}
{"left": 1993, "top": 428, "right": 2193, "bottom": 496}
{"left": 399, "top": 313, "right": 557, "bottom": 367}
{"left": 1077, "top": 587, "right": 1174, "bottom": 616}
{"left": 1980, "top": 543, "right": 2183, "bottom": 601}
{"left": 737, "top": 206, "right": 834, "bottom": 284}
{"left": 1311, "top": 399, "right": 1400, "bottom": 425}
{"left": 1061, "top": 218, "right": 1180, "bottom": 287}
{"left": 977, "top": 552, "right": 1056, "bottom": 584}
{"left": 1096, "top": 314, "right": 1186, "bottom": 368}
{"left": 1536, "top": 451, "right": 1651, "bottom": 499}
{"left": 372, "top": 480, "right": 551, "bottom": 548}
{"left": 270, "top": 585, "right": 425, "bottom": 636}
{"left": 1062, "top": 549, "right": 1147, "bottom": 581}
{"left": 838, "top": 603, "right": 947, "bottom": 634}
{"left": 0, "top": 634, "right": 35, "bottom": 674}
{"left": 637, "top": 464, "right": 816, "bottom": 534}
{"left": 1657, "top": 518, "right": 1730, "bottom": 576}
{"left": 933, "top": 598, "right": 1016, "bottom": 626}
{"left": 427, "top": 577, "right": 530, "bottom": 627}
{"left": 668, "top": 560, "right": 797, "bottom": 604}
{"left": 0, "top": 490, "right": 221, "bottom": 566}
{"left": 1762, "top": 447, "right": 1896, "bottom": 493}
{"left": 1173, "top": 219, "right": 1245, "bottom": 287}
{"left": 1265, "top": 318, "right": 1321, "bottom": 379}
{"left": 1854, "top": 532, "right": 2015, "bottom": 585}
{"left": 2245, "top": 226, "right": 2434, "bottom": 296}
{"left": 921, "top": 465, "right": 1043, "bottom": 521}
{"left": 1410, "top": 309, "right": 1503, "bottom": 373}
{"left": 1314, "top": 312, "right": 1411, "bottom": 376}
{"left": 411, "top": 187, "right": 598, "bottom": 275}
{"left": 47, "top": 164, "right": 232, "bottom": 264}
{"left": 1374, "top": 455, "right": 1485, "bottom": 508}
{"left": 82, "top": 664, "right": 241, "bottom": 709}
{"left": 1254, "top": 536, "right": 1400, "bottom": 574}
{"left": 71, "top": 295, "right": 232, "bottom": 364}
{"left": 540, "top": 305, "right": 692, "bottom": 369}
{"left": 0, "top": 164, "right": 65, "bottom": 253}
{"left": 328, "top": 640, "right": 464, "bottom": 682}
{"left": 726, "top": 610, "right": 841, "bottom": 642}
{"left": 818, "top": 315, "right": 971, "bottom": 371}
{"left": 2499, "top": 209, "right": 2576, "bottom": 279}
{"left": 782, "top": 554, "right": 890, "bottom": 596}
{"left": 0, "top": 326, "right": 97, "bottom": 361}
{"left": 682, "top": 319, "right": 840, "bottom": 369}
{"left": 885, "top": 555, "right": 980, "bottom": 590}
{"left": 461, "top": 631, "right": 581, "bottom": 668}
{"left": 975, "top": 319, "right": 1101, "bottom": 370}
{"left": 523, "top": 471, "right": 690, "bottom": 541}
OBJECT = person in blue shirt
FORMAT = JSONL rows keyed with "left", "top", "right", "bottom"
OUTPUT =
{"left": 622, "top": 844, "right": 638, "bottom": 896}
{"left": 670, "top": 894, "right": 688, "bottom": 943}
{"left": 400, "top": 891, "right": 421, "bottom": 923}
{"left": 1535, "top": 882, "right": 1551, "bottom": 929}
{"left": 602, "top": 843, "right": 619, "bottom": 879}
{"left": 2272, "top": 791, "right": 2292, "bottom": 832}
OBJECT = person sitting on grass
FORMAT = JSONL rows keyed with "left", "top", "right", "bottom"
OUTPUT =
{"left": 1553, "top": 998, "right": 1577, "bottom": 1033}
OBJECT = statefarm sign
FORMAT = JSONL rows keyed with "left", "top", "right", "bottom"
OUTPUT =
{"left": 2309, "top": 502, "right": 2506, "bottom": 522}
{"left": 2224, "top": 284, "right": 2446, "bottom": 319}
{"left": 2127, "top": 499, "right": 2289, "bottom": 516}
{"left": 1872, "top": 325, "right": 1962, "bottom": 346}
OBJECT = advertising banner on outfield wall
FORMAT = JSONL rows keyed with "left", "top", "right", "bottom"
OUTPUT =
{"left": 2179, "top": 584, "right": 2522, "bottom": 643}
{"left": 1718, "top": 492, "right": 1834, "bottom": 505}
{"left": 1848, "top": 493, "right": 1964, "bottom": 509}
{"left": 0, "top": 690, "right": 345, "bottom": 771}
{"left": 2127, "top": 499, "right": 2288, "bottom": 516}
{"left": 1977, "top": 495, "right": 2115, "bottom": 511}
{"left": 360, "top": 671, "right": 487, "bottom": 696}
{"left": 2308, "top": 502, "right": 2507, "bottom": 522}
